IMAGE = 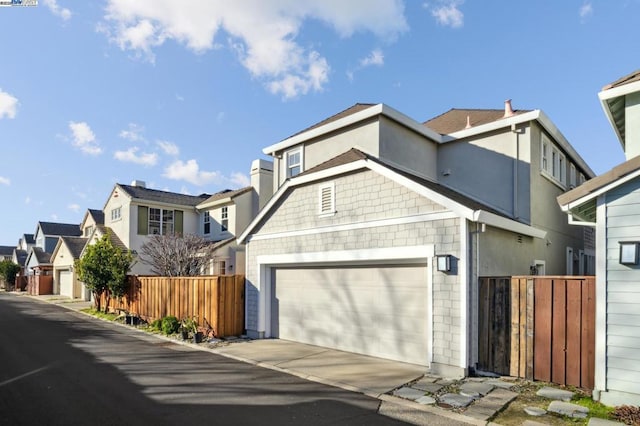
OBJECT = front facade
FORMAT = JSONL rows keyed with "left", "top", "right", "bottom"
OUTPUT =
{"left": 558, "top": 70, "right": 640, "bottom": 406}
{"left": 25, "top": 222, "right": 81, "bottom": 277}
{"left": 102, "top": 181, "right": 210, "bottom": 275}
{"left": 242, "top": 101, "right": 594, "bottom": 376}
{"left": 51, "top": 236, "right": 88, "bottom": 299}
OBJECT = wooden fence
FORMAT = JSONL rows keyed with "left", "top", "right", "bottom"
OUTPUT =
{"left": 27, "top": 275, "right": 53, "bottom": 295}
{"left": 99, "top": 275, "right": 245, "bottom": 337}
{"left": 479, "top": 276, "right": 595, "bottom": 389}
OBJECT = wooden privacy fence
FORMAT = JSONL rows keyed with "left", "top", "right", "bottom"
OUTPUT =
{"left": 479, "top": 276, "right": 595, "bottom": 390}
{"left": 100, "top": 275, "right": 245, "bottom": 337}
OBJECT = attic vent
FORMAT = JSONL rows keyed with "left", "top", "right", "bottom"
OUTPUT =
{"left": 318, "top": 183, "right": 335, "bottom": 216}
{"left": 517, "top": 235, "right": 523, "bottom": 244}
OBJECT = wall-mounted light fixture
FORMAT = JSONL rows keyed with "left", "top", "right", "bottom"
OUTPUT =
{"left": 619, "top": 241, "right": 640, "bottom": 265}
{"left": 436, "top": 255, "right": 451, "bottom": 272}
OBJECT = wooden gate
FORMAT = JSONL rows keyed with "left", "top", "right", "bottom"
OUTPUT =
{"left": 478, "top": 277, "right": 511, "bottom": 375}
{"left": 479, "top": 276, "right": 595, "bottom": 389}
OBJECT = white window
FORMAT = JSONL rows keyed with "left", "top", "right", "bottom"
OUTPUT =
{"left": 149, "top": 208, "right": 174, "bottom": 235}
{"left": 111, "top": 207, "right": 121, "bottom": 221}
{"left": 318, "top": 182, "right": 335, "bottom": 216}
{"left": 84, "top": 226, "right": 93, "bottom": 237}
{"left": 579, "top": 173, "right": 586, "bottom": 185}
{"left": 570, "top": 164, "right": 577, "bottom": 188}
{"left": 531, "top": 260, "right": 546, "bottom": 275}
{"left": 286, "top": 148, "right": 302, "bottom": 178}
{"left": 203, "top": 211, "right": 211, "bottom": 234}
{"left": 540, "top": 134, "right": 566, "bottom": 187}
{"left": 221, "top": 206, "right": 228, "bottom": 232}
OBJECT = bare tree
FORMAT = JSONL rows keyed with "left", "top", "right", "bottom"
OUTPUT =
{"left": 139, "top": 233, "right": 217, "bottom": 276}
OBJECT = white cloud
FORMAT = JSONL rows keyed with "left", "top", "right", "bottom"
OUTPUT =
{"left": 25, "top": 196, "right": 31, "bottom": 204}
{"left": 230, "top": 172, "right": 250, "bottom": 187}
{"left": 68, "top": 203, "right": 81, "bottom": 213}
{"left": 100, "top": 1, "right": 408, "bottom": 98}
{"left": 119, "top": 123, "right": 145, "bottom": 142}
{"left": 0, "top": 89, "right": 18, "bottom": 119}
{"left": 43, "top": 0, "right": 72, "bottom": 21}
{"left": 428, "top": 0, "right": 464, "bottom": 29}
{"left": 360, "top": 49, "right": 384, "bottom": 67}
{"left": 176, "top": 94, "right": 184, "bottom": 101}
{"left": 579, "top": 2, "right": 593, "bottom": 21}
{"left": 156, "top": 140, "right": 179, "bottom": 156}
{"left": 0, "top": 176, "right": 10, "bottom": 186}
{"left": 114, "top": 147, "right": 158, "bottom": 166}
{"left": 51, "top": 214, "right": 59, "bottom": 220}
{"left": 68, "top": 121, "right": 102, "bottom": 155}
{"left": 163, "top": 159, "right": 220, "bottom": 186}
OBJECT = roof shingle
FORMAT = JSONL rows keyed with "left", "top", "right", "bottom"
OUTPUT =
{"left": 423, "top": 108, "right": 532, "bottom": 135}
{"left": 60, "top": 236, "right": 89, "bottom": 259}
{"left": 39, "top": 222, "right": 81, "bottom": 237}
{"left": 118, "top": 184, "right": 210, "bottom": 207}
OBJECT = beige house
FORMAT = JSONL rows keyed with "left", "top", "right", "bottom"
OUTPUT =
{"left": 240, "top": 101, "right": 594, "bottom": 376}
{"left": 51, "top": 236, "right": 88, "bottom": 299}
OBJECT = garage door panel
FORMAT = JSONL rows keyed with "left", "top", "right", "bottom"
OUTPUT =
{"left": 273, "top": 264, "right": 429, "bottom": 365}
{"left": 59, "top": 270, "right": 73, "bottom": 298}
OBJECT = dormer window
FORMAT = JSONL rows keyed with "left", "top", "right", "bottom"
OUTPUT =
{"left": 286, "top": 148, "right": 302, "bottom": 178}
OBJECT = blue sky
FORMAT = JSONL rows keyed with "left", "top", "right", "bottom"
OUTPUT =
{"left": 0, "top": 0, "right": 638, "bottom": 245}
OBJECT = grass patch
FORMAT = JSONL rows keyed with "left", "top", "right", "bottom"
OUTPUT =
{"left": 80, "top": 308, "right": 120, "bottom": 321}
{"left": 573, "top": 394, "right": 615, "bottom": 420}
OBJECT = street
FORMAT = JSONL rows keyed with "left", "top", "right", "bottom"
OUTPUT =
{"left": 0, "top": 294, "right": 410, "bottom": 426}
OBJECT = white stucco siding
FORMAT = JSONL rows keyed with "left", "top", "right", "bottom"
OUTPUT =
{"left": 604, "top": 177, "right": 640, "bottom": 402}
{"left": 438, "top": 127, "right": 531, "bottom": 222}
{"left": 274, "top": 120, "right": 381, "bottom": 187}
{"left": 378, "top": 116, "right": 438, "bottom": 181}
{"left": 246, "top": 169, "right": 463, "bottom": 370}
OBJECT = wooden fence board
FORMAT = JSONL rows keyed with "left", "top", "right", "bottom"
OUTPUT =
{"left": 98, "top": 275, "right": 245, "bottom": 337}
{"left": 534, "top": 278, "right": 552, "bottom": 382}
{"left": 551, "top": 279, "right": 567, "bottom": 385}
{"left": 566, "top": 280, "right": 582, "bottom": 387}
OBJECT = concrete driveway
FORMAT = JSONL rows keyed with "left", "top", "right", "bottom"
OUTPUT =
{"left": 211, "top": 339, "right": 428, "bottom": 398}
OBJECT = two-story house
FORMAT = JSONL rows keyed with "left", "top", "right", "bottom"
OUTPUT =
{"left": 24, "top": 222, "right": 81, "bottom": 277}
{"left": 239, "top": 101, "right": 594, "bottom": 377}
{"left": 0, "top": 246, "right": 13, "bottom": 261}
{"left": 558, "top": 70, "right": 640, "bottom": 406}
{"left": 196, "top": 159, "right": 273, "bottom": 274}
{"left": 102, "top": 181, "right": 211, "bottom": 275}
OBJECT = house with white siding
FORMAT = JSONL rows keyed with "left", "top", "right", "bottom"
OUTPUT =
{"left": 558, "top": 70, "right": 640, "bottom": 406}
{"left": 240, "top": 100, "right": 595, "bottom": 377}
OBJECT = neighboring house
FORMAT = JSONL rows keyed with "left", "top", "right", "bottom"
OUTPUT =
{"left": 558, "top": 70, "right": 640, "bottom": 406}
{"left": 196, "top": 159, "right": 273, "bottom": 274}
{"left": 12, "top": 233, "right": 35, "bottom": 287}
{"left": 239, "top": 101, "right": 594, "bottom": 377}
{"left": 81, "top": 209, "right": 105, "bottom": 238}
{"left": 51, "top": 236, "right": 88, "bottom": 299}
{"left": 103, "top": 181, "right": 211, "bottom": 275}
{"left": 25, "top": 222, "right": 81, "bottom": 277}
{"left": 0, "top": 246, "right": 13, "bottom": 261}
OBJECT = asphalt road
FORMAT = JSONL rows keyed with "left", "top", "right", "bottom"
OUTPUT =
{"left": 0, "top": 293, "right": 415, "bottom": 426}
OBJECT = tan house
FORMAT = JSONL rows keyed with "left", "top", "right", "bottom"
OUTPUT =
{"left": 240, "top": 101, "right": 594, "bottom": 376}
{"left": 51, "top": 236, "right": 88, "bottom": 299}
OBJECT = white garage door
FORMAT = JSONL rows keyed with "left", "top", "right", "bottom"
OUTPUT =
{"left": 272, "top": 264, "right": 429, "bottom": 366}
{"left": 59, "top": 270, "right": 73, "bottom": 298}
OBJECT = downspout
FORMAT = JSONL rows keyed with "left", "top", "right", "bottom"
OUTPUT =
{"left": 511, "top": 123, "right": 522, "bottom": 220}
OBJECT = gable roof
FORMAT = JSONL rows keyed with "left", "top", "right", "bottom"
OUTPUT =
{"left": 0, "top": 246, "right": 13, "bottom": 257}
{"left": 424, "top": 108, "right": 532, "bottom": 135}
{"left": 116, "top": 184, "right": 211, "bottom": 207}
{"left": 60, "top": 236, "right": 89, "bottom": 259}
{"left": 13, "top": 249, "right": 27, "bottom": 266}
{"left": 558, "top": 155, "right": 640, "bottom": 223}
{"left": 287, "top": 103, "right": 377, "bottom": 139}
{"left": 38, "top": 222, "right": 81, "bottom": 237}
{"left": 599, "top": 70, "right": 640, "bottom": 150}
{"left": 23, "top": 234, "right": 35, "bottom": 244}
{"left": 32, "top": 247, "right": 52, "bottom": 264}
{"left": 88, "top": 209, "right": 105, "bottom": 225}
{"left": 239, "top": 148, "right": 546, "bottom": 243}
{"left": 197, "top": 187, "right": 253, "bottom": 209}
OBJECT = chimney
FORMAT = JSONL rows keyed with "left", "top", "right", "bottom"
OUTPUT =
{"left": 465, "top": 115, "right": 472, "bottom": 129}
{"left": 250, "top": 159, "right": 274, "bottom": 213}
{"left": 131, "top": 180, "right": 146, "bottom": 188}
{"left": 504, "top": 99, "right": 515, "bottom": 118}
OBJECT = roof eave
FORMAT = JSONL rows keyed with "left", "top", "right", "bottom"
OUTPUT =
{"left": 262, "top": 104, "right": 443, "bottom": 155}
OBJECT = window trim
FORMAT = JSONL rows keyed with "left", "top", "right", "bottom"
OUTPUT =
{"left": 318, "top": 182, "right": 336, "bottom": 217}
{"left": 149, "top": 207, "right": 175, "bottom": 235}
{"left": 540, "top": 134, "right": 566, "bottom": 189}
{"left": 569, "top": 164, "right": 577, "bottom": 188}
{"left": 285, "top": 147, "right": 303, "bottom": 178}
{"left": 111, "top": 207, "right": 121, "bottom": 222}
{"left": 203, "top": 211, "right": 211, "bottom": 235}
{"left": 221, "top": 206, "right": 228, "bottom": 232}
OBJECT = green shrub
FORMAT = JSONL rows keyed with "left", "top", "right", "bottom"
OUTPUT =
{"left": 161, "top": 316, "right": 180, "bottom": 335}
{"left": 150, "top": 319, "right": 163, "bottom": 331}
